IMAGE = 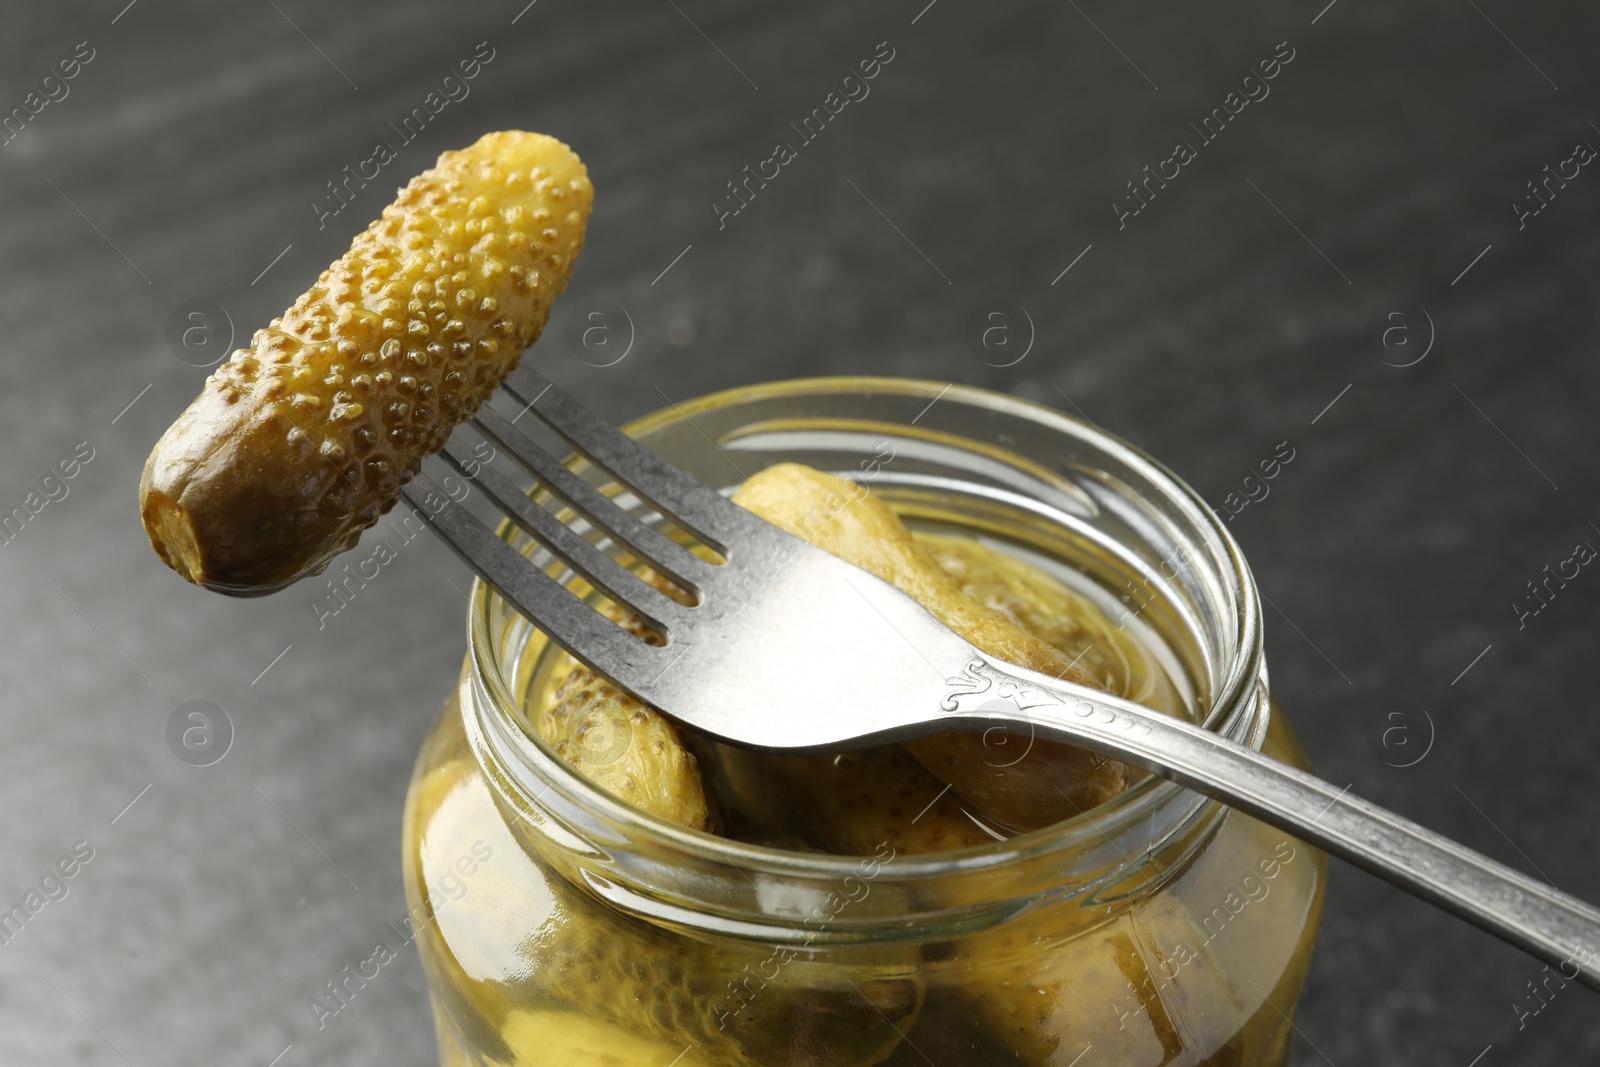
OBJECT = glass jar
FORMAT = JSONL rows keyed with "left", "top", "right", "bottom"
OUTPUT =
{"left": 402, "top": 377, "right": 1327, "bottom": 1067}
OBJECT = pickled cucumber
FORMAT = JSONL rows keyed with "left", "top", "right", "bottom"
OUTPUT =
{"left": 532, "top": 898, "right": 922, "bottom": 1067}
{"left": 958, "top": 894, "right": 1247, "bottom": 1066}
{"left": 141, "top": 131, "right": 592, "bottom": 594}
{"left": 731, "top": 463, "right": 1129, "bottom": 829}
{"left": 536, "top": 664, "right": 717, "bottom": 830}
{"left": 532, "top": 581, "right": 717, "bottom": 832}
{"left": 709, "top": 741, "right": 1000, "bottom": 856}
{"left": 920, "top": 535, "right": 1183, "bottom": 714}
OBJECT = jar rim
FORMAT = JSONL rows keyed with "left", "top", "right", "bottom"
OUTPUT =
{"left": 464, "top": 375, "right": 1267, "bottom": 916}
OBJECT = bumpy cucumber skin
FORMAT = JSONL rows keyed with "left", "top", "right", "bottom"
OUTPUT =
{"left": 534, "top": 902, "right": 923, "bottom": 1067}
{"left": 140, "top": 131, "right": 591, "bottom": 595}
{"left": 535, "top": 584, "right": 719, "bottom": 833}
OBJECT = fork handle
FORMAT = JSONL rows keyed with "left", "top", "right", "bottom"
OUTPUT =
{"left": 952, "top": 655, "right": 1600, "bottom": 991}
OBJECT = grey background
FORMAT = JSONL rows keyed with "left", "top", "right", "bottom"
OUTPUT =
{"left": 1, "top": 0, "right": 1597, "bottom": 1063}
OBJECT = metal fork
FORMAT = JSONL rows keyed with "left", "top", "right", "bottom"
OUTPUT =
{"left": 402, "top": 364, "right": 1600, "bottom": 991}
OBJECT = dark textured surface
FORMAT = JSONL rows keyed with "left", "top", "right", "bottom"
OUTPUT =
{"left": 1, "top": 1, "right": 1597, "bottom": 1063}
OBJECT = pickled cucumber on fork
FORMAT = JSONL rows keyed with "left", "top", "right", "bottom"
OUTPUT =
{"left": 731, "top": 463, "right": 1131, "bottom": 829}
{"left": 141, "top": 131, "right": 592, "bottom": 594}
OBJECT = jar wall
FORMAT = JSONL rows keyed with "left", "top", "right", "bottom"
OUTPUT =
{"left": 403, "top": 676, "right": 1325, "bottom": 1067}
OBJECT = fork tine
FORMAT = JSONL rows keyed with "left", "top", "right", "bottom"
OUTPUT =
{"left": 501, "top": 365, "right": 754, "bottom": 553}
{"left": 439, "top": 438, "right": 687, "bottom": 637}
{"left": 472, "top": 404, "right": 715, "bottom": 592}
{"left": 399, "top": 474, "right": 663, "bottom": 693}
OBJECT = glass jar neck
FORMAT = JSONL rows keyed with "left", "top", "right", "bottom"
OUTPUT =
{"left": 460, "top": 376, "right": 1271, "bottom": 943}
{"left": 461, "top": 642, "right": 1268, "bottom": 942}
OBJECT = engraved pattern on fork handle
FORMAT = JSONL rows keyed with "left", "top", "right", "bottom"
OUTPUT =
{"left": 941, "top": 656, "right": 1600, "bottom": 992}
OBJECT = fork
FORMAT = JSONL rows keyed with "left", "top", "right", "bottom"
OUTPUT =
{"left": 402, "top": 364, "right": 1600, "bottom": 991}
